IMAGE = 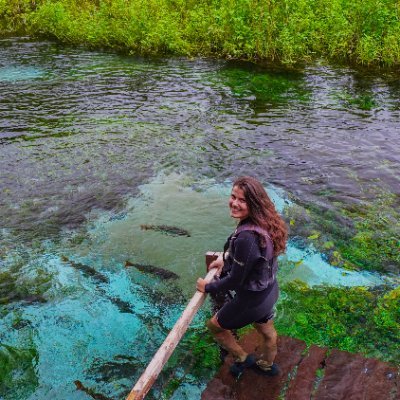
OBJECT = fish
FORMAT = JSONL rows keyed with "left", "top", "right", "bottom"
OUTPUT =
{"left": 140, "top": 224, "right": 191, "bottom": 237}
{"left": 106, "top": 295, "right": 135, "bottom": 314}
{"left": 61, "top": 256, "right": 109, "bottom": 284}
{"left": 74, "top": 380, "right": 113, "bottom": 400}
{"left": 61, "top": 256, "right": 135, "bottom": 314}
{"left": 125, "top": 261, "right": 179, "bottom": 280}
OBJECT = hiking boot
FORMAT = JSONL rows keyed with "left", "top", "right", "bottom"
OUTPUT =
{"left": 252, "top": 360, "right": 280, "bottom": 376}
{"left": 229, "top": 354, "right": 256, "bottom": 378}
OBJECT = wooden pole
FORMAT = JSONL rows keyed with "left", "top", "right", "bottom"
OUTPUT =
{"left": 126, "top": 252, "right": 221, "bottom": 400}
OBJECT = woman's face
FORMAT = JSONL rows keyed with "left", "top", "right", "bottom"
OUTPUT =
{"left": 229, "top": 186, "right": 249, "bottom": 221}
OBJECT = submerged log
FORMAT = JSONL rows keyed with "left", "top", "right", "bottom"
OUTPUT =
{"left": 125, "top": 253, "right": 220, "bottom": 400}
{"left": 140, "top": 224, "right": 191, "bottom": 237}
{"left": 125, "top": 261, "right": 179, "bottom": 280}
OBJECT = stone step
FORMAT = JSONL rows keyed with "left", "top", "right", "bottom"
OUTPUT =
{"left": 201, "top": 331, "right": 399, "bottom": 400}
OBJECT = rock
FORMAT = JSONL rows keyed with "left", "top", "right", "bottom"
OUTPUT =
{"left": 315, "top": 349, "right": 399, "bottom": 400}
{"left": 201, "top": 332, "right": 399, "bottom": 400}
{"left": 201, "top": 378, "right": 234, "bottom": 400}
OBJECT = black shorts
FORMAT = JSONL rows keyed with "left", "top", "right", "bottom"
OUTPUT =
{"left": 216, "top": 282, "right": 279, "bottom": 330}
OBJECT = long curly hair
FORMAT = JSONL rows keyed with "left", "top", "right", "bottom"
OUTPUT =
{"left": 233, "top": 176, "right": 287, "bottom": 255}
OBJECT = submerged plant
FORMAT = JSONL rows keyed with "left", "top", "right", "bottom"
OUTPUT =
{"left": 0, "top": 343, "right": 39, "bottom": 399}
{"left": 284, "top": 192, "right": 400, "bottom": 274}
{"left": 220, "top": 68, "right": 309, "bottom": 103}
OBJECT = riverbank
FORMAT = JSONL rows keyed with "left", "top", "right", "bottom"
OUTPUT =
{"left": 1, "top": 0, "right": 400, "bottom": 66}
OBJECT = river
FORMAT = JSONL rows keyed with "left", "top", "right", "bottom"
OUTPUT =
{"left": 0, "top": 37, "right": 399, "bottom": 399}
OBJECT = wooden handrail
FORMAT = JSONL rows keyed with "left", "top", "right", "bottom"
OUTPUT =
{"left": 126, "top": 252, "right": 221, "bottom": 400}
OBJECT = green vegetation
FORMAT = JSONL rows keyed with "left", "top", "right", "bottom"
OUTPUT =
{"left": 0, "top": 343, "right": 38, "bottom": 399}
{"left": 275, "top": 282, "right": 400, "bottom": 364}
{"left": 216, "top": 66, "right": 311, "bottom": 104}
{"left": 284, "top": 193, "right": 400, "bottom": 273}
{"left": 158, "top": 326, "right": 220, "bottom": 399}
{"left": 1, "top": 0, "right": 400, "bottom": 66}
{"left": 0, "top": 267, "right": 52, "bottom": 310}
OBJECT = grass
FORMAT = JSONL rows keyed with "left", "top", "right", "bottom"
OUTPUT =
{"left": 1, "top": 0, "right": 400, "bottom": 66}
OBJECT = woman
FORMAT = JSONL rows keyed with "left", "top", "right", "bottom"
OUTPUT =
{"left": 196, "top": 176, "right": 287, "bottom": 377}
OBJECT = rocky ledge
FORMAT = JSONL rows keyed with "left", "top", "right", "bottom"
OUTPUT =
{"left": 201, "top": 331, "right": 398, "bottom": 400}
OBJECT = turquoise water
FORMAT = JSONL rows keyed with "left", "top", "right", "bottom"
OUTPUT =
{"left": 0, "top": 38, "right": 399, "bottom": 399}
{"left": 0, "top": 66, "right": 44, "bottom": 82}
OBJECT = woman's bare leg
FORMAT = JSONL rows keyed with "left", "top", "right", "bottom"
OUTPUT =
{"left": 207, "top": 315, "right": 248, "bottom": 362}
{"left": 253, "top": 319, "right": 278, "bottom": 365}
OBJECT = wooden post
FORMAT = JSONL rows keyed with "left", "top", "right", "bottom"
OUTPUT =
{"left": 126, "top": 252, "right": 222, "bottom": 400}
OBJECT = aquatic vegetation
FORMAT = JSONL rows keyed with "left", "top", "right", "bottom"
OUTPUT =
{"left": 335, "top": 91, "right": 379, "bottom": 110}
{"left": 140, "top": 224, "right": 191, "bottom": 237}
{"left": 374, "top": 286, "right": 400, "bottom": 333}
{"left": 276, "top": 281, "right": 400, "bottom": 364}
{"left": 284, "top": 193, "right": 400, "bottom": 274}
{"left": 158, "top": 326, "right": 220, "bottom": 399}
{"left": 89, "top": 355, "right": 141, "bottom": 383}
{"left": 0, "top": 268, "right": 51, "bottom": 309}
{"left": 125, "top": 260, "right": 179, "bottom": 280}
{"left": 339, "top": 194, "right": 400, "bottom": 273}
{"left": 1, "top": 0, "right": 400, "bottom": 65}
{"left": 0, "top": 343, "right": 38, "bottom": 399}
{"left": 216, "top": 66, "right": 311, "bottom": 105}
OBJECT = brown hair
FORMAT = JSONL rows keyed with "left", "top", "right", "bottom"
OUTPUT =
{"left": 233, "top": 176, "right": 288, "bottom": 255}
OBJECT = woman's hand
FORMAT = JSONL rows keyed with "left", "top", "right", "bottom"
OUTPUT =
{"left": 208, "top": 254, "right": 224, "bottom": 271}
{"left": 196, "top": 278, "right": 208, "bottom": 292}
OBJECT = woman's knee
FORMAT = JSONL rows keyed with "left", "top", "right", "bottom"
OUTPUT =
{"left": 206, "top": 315, "right": 226, "bottom": 334}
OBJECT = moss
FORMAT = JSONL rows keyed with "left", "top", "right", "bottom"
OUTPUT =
{"left": 374, "top": 286, "right": 400, "bottom": 332}
{"left": 275, "top": 281, "right": 400, "bottom": 364}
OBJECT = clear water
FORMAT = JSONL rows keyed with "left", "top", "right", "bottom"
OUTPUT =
{"left": 0, "top": 38, "right": 399, "bottom": 399}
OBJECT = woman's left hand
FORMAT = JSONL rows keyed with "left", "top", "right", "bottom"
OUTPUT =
{"left": 196, "top": 278, "right": 207, "bottom": 292}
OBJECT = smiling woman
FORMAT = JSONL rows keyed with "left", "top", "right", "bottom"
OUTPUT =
{"left": 229, "top": 186, "right": 249, "bottom": 221}
{"left": 197, "top": 176, "right": 288, "bottom": 378}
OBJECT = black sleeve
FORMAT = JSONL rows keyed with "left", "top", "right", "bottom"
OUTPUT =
{"left": 205, "top": 231, "right": 260, "bottom": 293}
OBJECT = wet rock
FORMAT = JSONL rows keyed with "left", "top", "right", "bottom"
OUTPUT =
{"left": 201, "top": 333, "right": 399, "bottom": 400}
{"left": 315, "top": 349, "right": 399, "bottom": 400}
{"left": 125, "top": 261, "right": 179, "bottom": 280}
{"left": 140, "top": 224, "right": 191, "bottom": 237}
{"left": 201, "top": 378, "right": 234, "bottom": 400}
{"left": 285, "top": 345, "right": 328, "bottom": 400}
{"left": 202, "top": 332, "right": 306, "bottom": 400}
